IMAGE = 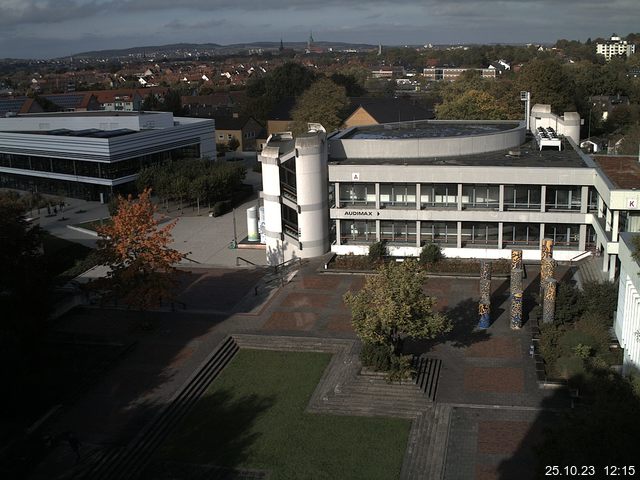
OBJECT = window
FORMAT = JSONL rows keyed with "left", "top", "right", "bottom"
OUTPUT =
{"left": 586, "top": 225, "right": 597, "bottom": 248}
{"left": 340, "top": 220, "right": 375, "bottom": 244}
{"left": 503, "top": 223, "right": 540, "bottom": 247}
{"left": 504, "top": 185, "right": 541, "bottom": 210}
{"left": 281, "top": 204, "right": 298, "bottom": 239}
{"left": 587, "top": 187, "right": 598, "bottom": 213}
{"left": 461, "top": 223, "right": 498, "bottom": 247}
{"left": 545, "top": 224, "right": 579, "bottom": 248}
{"left": 545, "top": 186, "right": 581, "bottom": 211}
{"left": 380, "top": 221, "right": 416, "bottom": 244}
{"left": 462, "top": 184, "right": 499, "bottom": 209}
{"left": 339, "top": 183, "right": 375, "bottom": 207}
{"left": 420, "top": 183, "right": 457, "bottom": 208}
{"left": 380, "top": 183, "right": 416, "bottom": 208}
{"left": 280, "top": 159, "right": 296, "bottom": 200}
{"left": 421, "top": 221, "right": 457, "bottom": 245}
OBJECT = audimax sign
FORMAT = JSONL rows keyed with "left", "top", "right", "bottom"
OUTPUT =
{"left": 344, "top": 210, "right": 380, "bottom": 217}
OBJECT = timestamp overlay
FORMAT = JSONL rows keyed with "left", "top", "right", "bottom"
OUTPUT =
{"left": 545, "top": 466, "right": 637, "bottom": 477}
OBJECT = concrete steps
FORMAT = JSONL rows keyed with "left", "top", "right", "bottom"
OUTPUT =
{"left": 412, "top": 356, "right": 442, "bottom": 401}
{"left": 83, "top": 336, "right": 240, "bottom": 480}
{"left": 575, "top": 255, "right": 607, "bottom": 286}
{"left": 400, "top": 404, "right": 452, "bottom": 480}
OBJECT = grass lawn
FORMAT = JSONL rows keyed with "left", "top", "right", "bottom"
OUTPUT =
{"left": 41, "top": 233, "right": 101, "bottom": 282}
{"left": 151, "top": 349, "right": 411, "bottom": 480}
{"left": 72, "top": 217, "right": 112, "bottom": 232}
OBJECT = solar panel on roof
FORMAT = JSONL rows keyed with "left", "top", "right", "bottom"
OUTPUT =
{"left": 0, "top": 98, "right": 27, "bottom": 116}
{"left": 88, "top": 128, "right": 136, "bottom": 138}
{"left": 73, "top": 129, "right": 102, "bottom": 136}
{"left": 48, "top": 129, "right": 74, "bottom": 135}
{"left": 43, "top": 94, "right": 83, "bottom": 109}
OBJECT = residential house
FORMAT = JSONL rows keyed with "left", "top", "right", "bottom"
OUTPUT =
{"left": 214, "top": 115, "right": 264, "bottom": 151}
{"left": 342, "top": 97, "right": 434, "bottom": 128}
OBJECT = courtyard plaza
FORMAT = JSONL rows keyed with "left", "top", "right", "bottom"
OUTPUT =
{"left": 29, "top": 252, "right": 570, "bottom": 479}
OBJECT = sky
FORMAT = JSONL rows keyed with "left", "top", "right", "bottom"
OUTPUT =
{"left": 0, "top": 0, "right": 638, "bottom": 59}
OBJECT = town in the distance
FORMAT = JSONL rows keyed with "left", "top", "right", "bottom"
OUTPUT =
{"left": 1, "top": 29, "right": 640, "bottom": 480}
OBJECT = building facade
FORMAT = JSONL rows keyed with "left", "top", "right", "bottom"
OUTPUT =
{"left": 596, "top": 35, "right": 636, "bottom": 61}
{"left": 0, "top": 111, "right": 215, "bottom": 201}
{"left": 423, "top": 67, "right": 497, "bottom": 81}
{"left": 259, "top": 105, "right": 640, "bottom": 282}
{"left": 615, "top": 233, "right": 640, "bottom": 375}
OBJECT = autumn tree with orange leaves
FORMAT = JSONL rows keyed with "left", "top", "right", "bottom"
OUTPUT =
{"left": 94, "top": 188, "right": 185, "bottom": 311}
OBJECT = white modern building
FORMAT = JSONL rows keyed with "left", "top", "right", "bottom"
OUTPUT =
{"left": 596, "top": 35, "right": 636, "bottom": 61}
{"left": 0, "top": 111, "right": 215, "bottom": 201}
{"left": 615, "top": 233, "right": 640, "bottom": 375}
{"left": 259, "top": 105, "right": 640, "bottom": 281}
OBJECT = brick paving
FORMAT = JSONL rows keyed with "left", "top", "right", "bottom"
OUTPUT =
{"left": 465, "top": 337, "right": 521, "bottom": 359}
{"left": 464, "top": 367, "right": 525, "bottom": 394}
{"left": 262, "top": 311, "right": 318, "bottom": 331}
{"left": 326, "top": 313, "right": 355, "bottom": 333}
{"left": 280, "top": 292, "right": 332, "bottom": 308}
{"left": 477, "top": 421, "right": 531, "bottom": 454}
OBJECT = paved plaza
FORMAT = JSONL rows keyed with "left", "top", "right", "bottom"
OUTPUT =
{"left": 24, "top": 167, "right": 268, "bottom": 268}
{"left": 31, "top": 257, "right": 569, "bottom": 479}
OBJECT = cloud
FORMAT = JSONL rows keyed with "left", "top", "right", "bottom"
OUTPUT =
{"left": 163, "top": 18, "right": 225, "bottom": 30}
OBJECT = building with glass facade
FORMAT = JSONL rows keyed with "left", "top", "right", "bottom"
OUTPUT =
{"left": 259, "top": 106, "right": 640, "bottom": 280}
{"left": 0, "top": 111, "right": 215, "bottom": 201}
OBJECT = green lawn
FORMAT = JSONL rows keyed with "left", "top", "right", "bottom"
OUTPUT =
{"left": 72, "top": 217, "right": 112, "bottom": 232}
{"left": 41, "top": 233, "right": 102, "bottom": 282}
{"left": 152, "top": 349, "right": 411, "bottom": 480}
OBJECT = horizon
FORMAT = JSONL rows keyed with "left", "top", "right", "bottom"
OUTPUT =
{"left": 0, "top": 0, "right": 637, "bottom": 59}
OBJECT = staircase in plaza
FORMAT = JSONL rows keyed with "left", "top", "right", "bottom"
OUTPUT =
{"left": 82, "top": 336, "right": 240, "bottom": 480}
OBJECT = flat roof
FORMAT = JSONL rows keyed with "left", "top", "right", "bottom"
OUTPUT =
{"left": 341, "top": 120, "right": 520, "bottom": 140}
{"left": 592, "top": 156, "right": 640, "bottom": 189}
{"left": 329, "top": 138, "right": 588, "bottom": 168}
{"left": 15, "top": 111, "right": 156, "bottom": 118}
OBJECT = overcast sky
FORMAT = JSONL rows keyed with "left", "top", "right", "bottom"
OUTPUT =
{"left": 0, "top": 0, "right": 638, "bottom": 59}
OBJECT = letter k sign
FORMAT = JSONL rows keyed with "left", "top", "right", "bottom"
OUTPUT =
{"left": 628, "top": 199, "right": 637, "bottom": 209}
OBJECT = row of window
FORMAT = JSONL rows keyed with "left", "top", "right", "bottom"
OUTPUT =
{"left": 0, "top": 145, "right": 200, "bottom": 180}
{"left": 337, "top": 183, "right": 596, "bottom": 212}
{"left": 339, "top": 221, "right": 592, "bottom": 248}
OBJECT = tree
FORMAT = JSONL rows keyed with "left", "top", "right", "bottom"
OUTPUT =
{"left": 343, "top": 260, "right": 451, "bottom": 354}
{"left": 94, "top": 189, "right": 186, "bottom": 311}
{"left": 227, "top": 136, "right": 240, "bottom": 152}
{"left": 516, "top": 59, "right": 575, "bottom": 112}
{"left": 330, "top": 73, "right": 366, "bottom": 97}
{"left": 291, "top": 78, "right": 348, "bottom": 134}
{"left": 0, "top": 193, "right": 51, "bottom": 411}
{"left": 436, "top": 89, "right": 510, "bottom": 120}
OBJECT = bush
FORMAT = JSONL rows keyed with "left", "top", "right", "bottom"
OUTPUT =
{"left": 581, "top": 281, "right": 618, "bottom": 325}
{"left": 387, "top": 354, "right": 415, "bottom": 383}
{"left": 368, "top": 240, "right": 387, "bottom": 262}
{"left": 558, "top": 330, "right": 598, "bottom": 357}
{"left": 539, "top": 322, "right": 564, "bottom": 372}
{"left": 211, "top": 200, "right": 232, "bottom": 217}
{"left": 360, "top": 343, "right": 415, "bottom": 382}
{"left": 360, "top": 342, "right": 392, "bottom": 371}
{"left": 555, "top": 282, "right": 583, "bottom": 324}
{"left": 419, "top": 243, "right": 443, "bottom": 265}
{"left": 107, "top": 196, "right": 121, "bottom": 216}
{"left": 556, "top": 355, "right": 586, "bottom": 379}
{"left": 332, "top": 254, "right": 373, "bottom": 270}
{"left": 573, "top": 312, "right": 611, "bottom": 355}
